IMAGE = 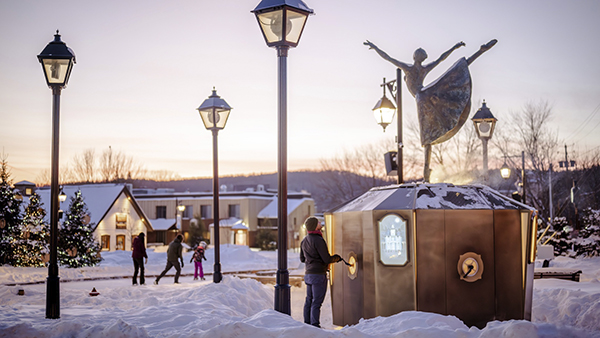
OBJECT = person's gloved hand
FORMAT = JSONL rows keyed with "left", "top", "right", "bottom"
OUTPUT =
{"left": 145, "top": 258, "right": 148, "bottom": 264}
{"left": 331, "top": 254, "right": 342, "bottom": 263}
{"left": 181, "top": 261, "right": 184, "bottom": 268}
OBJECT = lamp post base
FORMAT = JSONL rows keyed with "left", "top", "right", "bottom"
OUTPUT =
{"left": 213, "top": 263, "right": 222, "bottom": 283}
{"left": 45, "top": 275, "right": 60, "bottom": 319}
{"left": 274, "top": 269, "right": 291, "bottom": 315}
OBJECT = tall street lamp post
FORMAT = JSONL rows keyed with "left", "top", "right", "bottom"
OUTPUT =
{"left": 471, "top": 101, "right": 497, "bottom": 180}
{"left": 197, "top": 88, "right": 232, "bottom": 284}
{"left": 372, "top": 70, "right": 403, "bottom": 184}
{"left": 252, "top": 0, "right": 313, "bottom": 315}
{"left": 37, "top": 31, "right": 76, "bottom": 319}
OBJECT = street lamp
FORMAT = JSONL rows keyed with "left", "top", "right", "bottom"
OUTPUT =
{"left": 471, "top": 101, "right": 497, "bottom": 179}
{"left": 37, "top": 30, "right": 76, "bottom": 319}
{"left": 372, "top": 79, "right": 396, "bottom": 131}
{"left": 500, "top": 161, "right": 511, "bottom": 179}
{"left": 58, "top": 188, "right": 67, "bottom": 219}
{"left": 500, "top": 151, "right": 527, "bottom": 204}
{"left": 197, "top": 88, "right": 232, "bottom": 283}
{"left": 372, "top": 74, "right": 403, "bottom": 184}
{"left": 252, "top": 0, "right": 313, "bottom": 315}
{"left": 176, "top": 199, "right": 186, "bottom": 230}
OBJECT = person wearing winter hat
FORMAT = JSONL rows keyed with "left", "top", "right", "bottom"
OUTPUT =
{"left": 155, "top": 234, "right": 184, "bottom": 285}
{"left": 190, "top": 242, "right": 207, "bottom": 280}
{"left": 300, "top": 216, "right": 342, "bottom": 328}
{"left": 132, "top": 232, "right": 148, "bottom": 285}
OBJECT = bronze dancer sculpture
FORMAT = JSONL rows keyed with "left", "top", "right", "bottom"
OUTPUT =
{"left": 364, "top": 39, "right": 497, "bottom": 182}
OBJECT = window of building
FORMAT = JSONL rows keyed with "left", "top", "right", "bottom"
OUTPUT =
{"left": 25, "top": 188, "right": 33, "bottom": 195}
{"left": 200, "top": 205, "right": 211, "bottom": 219}
{"left": 156, "top": 205, "right": 167, "bottom": 219}
{"left": 116, "top": 213, "right": 127, "bottom": 229}
{"left": 183, "top": 205, "right": 193, "bottom": 219}
{"left": 101, "top": 235, "right": 110, "bottom": 251}
{"left": 228, "top": 204, "right": 240, "bottom": 218}
{"left": 116, "top": 235, "right": 125, "bottom": 251}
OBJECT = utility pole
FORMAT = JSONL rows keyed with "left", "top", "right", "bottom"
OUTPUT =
{"left": 549, "top": 163, "right": 553, "bottom": 224}
{"left": 564, "top": 144, "right": 569, "bottom": 172}
{"left": 561, "top": 144, "right": 579, "bottom": 234}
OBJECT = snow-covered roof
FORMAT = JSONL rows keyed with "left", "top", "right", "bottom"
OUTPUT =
{"left": 208, "top": 217, "right": 247, "bottom": 229}
{"left": 150, "top": 218, "right": 177, "bottom": 231}
{"left": 331, "top": 183, "right": 536, "bottom": 213}
{"left": 14, "top": 180, "right": 36, "bottom": 186}
{"left": 257, "top": 197, "right": 311, "bottom": 218}
{"left": 35, "top": 184, "right": 152, "bottom": 230}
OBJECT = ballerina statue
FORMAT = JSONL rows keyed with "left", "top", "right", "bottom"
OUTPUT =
{"left": 364, "top": 39, "right": 497, "bottom": 182}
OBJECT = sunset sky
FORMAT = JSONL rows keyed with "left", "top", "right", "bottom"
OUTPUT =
{"left": 1, "top": 0, "right": 599, "bottom": 184}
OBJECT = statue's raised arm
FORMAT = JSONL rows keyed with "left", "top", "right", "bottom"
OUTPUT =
{"left": 425, "top": 41, "right": 465, "bottom": 71}
{"left": 364, "top": 40, "right": 411, "bottom": 72}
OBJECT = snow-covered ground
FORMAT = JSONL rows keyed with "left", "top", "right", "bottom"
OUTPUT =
{"left": 1, "top": 245, "right": 600, "bottom": 337}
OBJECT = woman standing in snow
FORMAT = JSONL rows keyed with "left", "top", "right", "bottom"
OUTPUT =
{"left": 132, "top": 232, "right": 148, "bottom": 285}
{"left": 190, "top": 242, "right": 207, "bottom": 280}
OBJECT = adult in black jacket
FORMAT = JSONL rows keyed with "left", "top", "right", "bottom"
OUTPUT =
{"left": 155, "top": 234, "right": 184, "bottom": 284}
{"left": 300, "top": 216, "right": 342, "bottom": 328}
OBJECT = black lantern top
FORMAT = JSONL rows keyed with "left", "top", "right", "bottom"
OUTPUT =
{"left": 471, "top": 101, "right": 498, "bottom": 140}
{"left": 252, "top": 0, "right": 313, "bottom": 48}
{"left": 37, "top": 31, "right": 76, "bottom": 88}
{"left": 197, "top": 88, "right": 232, "bottom": 130}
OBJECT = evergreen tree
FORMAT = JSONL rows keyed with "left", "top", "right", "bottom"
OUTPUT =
{"left": 256, "top": 218, "right": 277, "bottom": 250}
{"left": 13, "top": 192, "right": 49, "bottom": 267}
{"left": 188, "top": 215, "right": 206, "bottom": 247}
{"left": 0, "top": 155, "right": 23, "bottom": 266}
{"left": 574, "top": 208, "right": 600, "bottom": 257}
{"left": 58, "top": 190, "right": 102, "bottom": 267}
{"left": 542, "top": 209, "right": 600, "bottom": 258}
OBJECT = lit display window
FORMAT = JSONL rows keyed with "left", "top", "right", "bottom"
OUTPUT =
{"left": 378, "top": 214, "right": 408, "bottom": 266}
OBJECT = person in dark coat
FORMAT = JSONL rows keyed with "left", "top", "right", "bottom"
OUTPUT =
{"left": 300, "top": 216, "right": 342, "bottom": 328}
{"left": 132, "top": 232, "right": 148, "bottom": 285}
{"left": 155, "top": 234, "right": 184, "bottom": 284}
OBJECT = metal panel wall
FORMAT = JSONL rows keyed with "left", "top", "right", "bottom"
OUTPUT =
{"left": 341, "top": 211, "right": 365, "bottom": 325}
{"left": 330, "top": 212, "right": 345, "bottom": 326}
{"left": 415, "top": 210, "right": 446, "bottom": 314}
{"left": 361, "top": 211, "right": 377, "bottom": 320}
{"left": 373, "top": 210, "right": 415, "bottom": 317}
{"left": 445, "top": 210, "right": 495, "bottom": 328}
{"left": 493, "top": 209, "right": 524, "bottom": 320}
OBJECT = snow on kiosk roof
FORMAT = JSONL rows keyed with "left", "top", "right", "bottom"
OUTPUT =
{"left": 326, "top": 183, "right": 537, "bottom": 329}
{"left": 331, "top": 183, "right": 535, "bottom": 212}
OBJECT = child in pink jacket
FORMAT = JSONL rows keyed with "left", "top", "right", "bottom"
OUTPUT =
{"left": 190, "top": 242, "right": 207, "bottom": 280}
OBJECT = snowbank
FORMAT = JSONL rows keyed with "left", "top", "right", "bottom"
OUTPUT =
{"left": 1, "top": 247, "right": 600, "bottom": 337}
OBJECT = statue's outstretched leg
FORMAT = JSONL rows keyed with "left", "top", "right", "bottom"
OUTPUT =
{"left": 466, "top": 39, "right": 497, "bottom": 65}
{"left": 423, "top": 144, "right": 432, "bottom": 182}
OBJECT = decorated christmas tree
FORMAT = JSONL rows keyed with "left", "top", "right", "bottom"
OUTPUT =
{"left": 58, "top": 190, "right": 102, "bottom": 267}
{"left": 13, "top": 192, "right": 49, "bottom": 267}
{"left": 0, "top": 155, "right": 23, "bottom": 266}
